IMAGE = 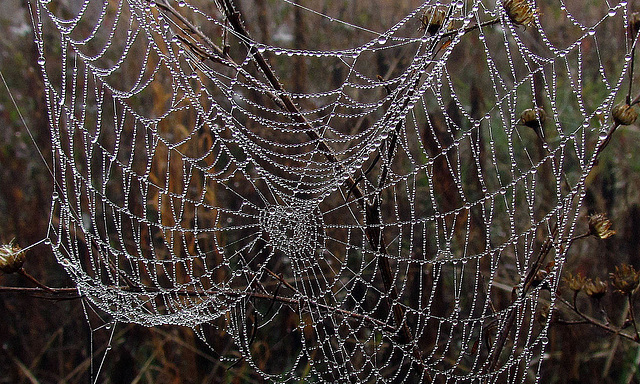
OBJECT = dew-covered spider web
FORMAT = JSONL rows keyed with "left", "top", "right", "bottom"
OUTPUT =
{"left": 33, "top": 0, "right": 636, "bottom": 381}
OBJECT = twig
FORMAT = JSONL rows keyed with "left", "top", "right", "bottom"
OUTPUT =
{"left": 556, "top": 295, "right": 639, "bottom": 344}
{"left": 568, "top": 232, "right": 591, "bottom": 243}
{"left": 0, "top": 286, "right": 80, "bottom": 300}
{"left": 0, "top": 284, "right": 395, "bottom": 332}
{"left": 17, "top": 268, "right": 55, "bottom": 293}
{"left": 441, "top": 18, "right": 501, "bottom": 39}
{"left": 627, "top": 294, "right": 640, "bottom": 341}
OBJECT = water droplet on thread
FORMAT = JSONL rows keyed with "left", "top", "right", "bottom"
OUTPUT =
{"left": 598, "top": 131, "right": 608, "bottom": 140}
{"left": 377, "top": 36, "right": 387, "bottom": 45}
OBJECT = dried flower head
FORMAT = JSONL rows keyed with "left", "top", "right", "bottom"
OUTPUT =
{"left": 503, "top": 0, "right": 538, "bottom": 27}
{"left": 519, "top": 107, "right": 546, "bottom": 130}
{"left": 0, "top": 240, "right": 26, "bottom": 274}
{"left": 584, "top": 277, "right": 607, "bottom": 300}
{"left": 629, "top": 12, "right": 640, "bottom": 39}
{"left": 611, "top": 103, "right": 638, "bottom": 126}
{"left": 588, "top": 213, "right": 616, "bottom": 239}
{"left": 610, "top": 264, "right": 640, "bottom": 295}
{"left": 420, "top": 7, "right": 448, "bottom": 35}
{"left": 563, "top": 273, "right": 586, "bottom": 292}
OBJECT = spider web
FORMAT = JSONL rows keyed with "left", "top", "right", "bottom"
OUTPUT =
{"left": 33, "top": 0, "right": 634, "bottom": 381}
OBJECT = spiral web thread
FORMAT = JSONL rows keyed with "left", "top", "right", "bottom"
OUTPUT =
{"left": 33, "top": 0, "right": 634, "bottom": 381}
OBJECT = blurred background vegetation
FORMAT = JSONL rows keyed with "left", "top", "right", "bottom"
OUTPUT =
{"left": 1, "top": 0, "right": 640, "bottom": 382}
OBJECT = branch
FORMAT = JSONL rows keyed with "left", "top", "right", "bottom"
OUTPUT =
{"left": 0, "top": 284, "right": 395, "bottom": 332}
{"left": 556, "top": 295, "right": 640, "bottom": 344}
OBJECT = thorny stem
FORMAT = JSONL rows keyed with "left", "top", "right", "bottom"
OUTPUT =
{"left": 556, "top": 295, "right": 640, "bottom": 344}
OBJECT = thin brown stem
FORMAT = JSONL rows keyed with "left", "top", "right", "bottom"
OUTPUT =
{"left": 627, "top": 48, "right": 635, "bottom": 105}
{"left": 0, "top": 286, "right": 79, "bottom": 299}
{"left": 17, "top": 268, "right": 54, "bottom": 293}
{"left": 568, "top": 232, "right": 591, "bottom": 243}
{"left": 628, "top": 27, "right": 638, "bottom": 104}
{"left": 627, "top": 294, "right": 640, "bottom": 341}
{"left": 556, "top": 295, "right": 639, "bottom": 344}
{"left": 1, "top": 284, "right": 396, "bottom": 332}
{"left": 441, "top": 18, "right": 501, "bottom": 39}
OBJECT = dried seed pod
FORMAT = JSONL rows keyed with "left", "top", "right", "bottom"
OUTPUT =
{"left": 503, "top": 0, "right": 538, "bottom": 27}
{"left": 563, "top": 273, "right": 586, "bottom": 292}
{"left": 610, "top": 264, "right": 640, "bottom": 295}
{"left": 519, "top": 107, "right": 546, "bottom": 130}
{"left": 420, "top": 7, "right": 448, "bottom": 35}
{"left": 584, "top": 277, "right": 607, "bottom": 300}
{"left": 0, "top": 240, "right": 26, "bottom": 274}
{"left": 588, "top": 213, "right": 616, "bottom": 239}
{"left": 612, "top": 103, "right": 638, "bottom": 126}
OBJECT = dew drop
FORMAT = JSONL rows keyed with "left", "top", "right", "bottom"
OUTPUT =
{"left": 377, "top": 36, "right": 387, "bottom": 45}
{"left": 598, "top": 131, "right": 608, "bottom": 140}
{"left": 37, "top": 57, "right": 46, "bottom": 66}
{"left": 608, "top": 9, "right": 616, "bottom": 17}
